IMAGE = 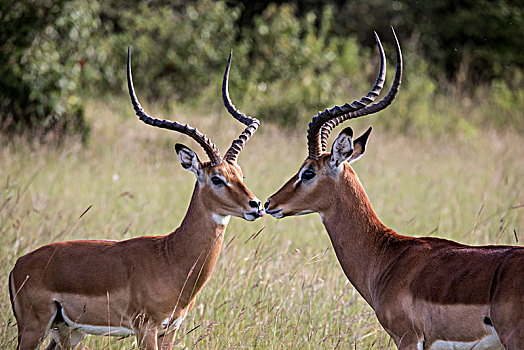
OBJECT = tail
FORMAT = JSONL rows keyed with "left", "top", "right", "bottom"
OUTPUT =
{"left": 8, "top": 269, "right": 18, "bottom": 321}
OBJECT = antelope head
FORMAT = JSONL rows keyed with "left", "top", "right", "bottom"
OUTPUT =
{"left": 265, "top": 29, "right": 402, "bottom": 219}
{"left": 128, "top": 49, "right": 265, "bottom": 221}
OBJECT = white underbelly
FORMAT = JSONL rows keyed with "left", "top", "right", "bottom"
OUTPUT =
{"left": 424, "top": 333, "right": 503, "bottom": 350}
{"left": 58, "top": 307, "right": 186, "bottom": 337}
{"left": 60, "top": 308, "right": 135, "bottom": 337}
{"left": 415, "top": 301, "right": 504, "bottom": 350}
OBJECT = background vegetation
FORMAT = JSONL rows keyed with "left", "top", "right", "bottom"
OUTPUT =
{"left": 1, "top": 0, "right": 523, "bottom": 140}
{"left": 1, "top": 0, "right": 523, "bottom": 348}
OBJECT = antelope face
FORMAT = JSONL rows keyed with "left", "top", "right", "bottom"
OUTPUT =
{"left": 265, "top": 127, "right": 370, "bottom": 219}
{"left": 128, "top": 48, "right": 265, "bottom": 223}
{"left": 176, "top": 144, "right": 264, "bottom": 221}
{"left": 263, "top": 30, "right": 401, "bottom": 219}
{"left": 264, "top": 157, "right": 325, "bottom": 219}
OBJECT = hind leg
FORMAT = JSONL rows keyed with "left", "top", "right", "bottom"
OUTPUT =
{"left": 16, "top": 321, "right": 51, "bottom": 350}
{"left": 16, "top": 328, "right": 47, "bottom": 350}
{"left": 16, "top": 307, "right": 57, "bottom": 350}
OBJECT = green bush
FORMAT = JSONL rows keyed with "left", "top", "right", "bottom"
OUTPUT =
{"left": 482, "top": 70, "right": 524, "bottom": 132}
{"left": 92, "top": 0, "right": 523, "bottom": 134}
{"left": 235, "top": 5, "right": 372, "bottom": 126}
{"left": 2, "top": 0, "right": 522, "bottom": 140}
{"left": 0, "top": 0, "right": 99, "bottom": 141}
{"left": 85, "top": 0, "right": 240, "bottom": 104}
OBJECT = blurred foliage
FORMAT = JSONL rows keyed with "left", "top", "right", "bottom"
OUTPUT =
{"left": 231, "top": 0, "right": 524, "bottom": 84}
{"left": 481, "top": 71, "right": 524, "bottom": 131}
{"left": 1, "top": 0, "right": 523, "bottom": 140}
{"left": 236, "top": 5, "right": 371, "bottom": 125}
{"left": 0, "top": 0, "right": 98, "bottom": 141}
{"left": 84, "top": 0, "right": 240, "bottom": 103}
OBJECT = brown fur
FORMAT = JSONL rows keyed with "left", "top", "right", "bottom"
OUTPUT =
{"left": 10, "top": 160, "right": 261, "bottom": 350}
{"left": 267, "top": 154, "right": 523, "bottom": 349}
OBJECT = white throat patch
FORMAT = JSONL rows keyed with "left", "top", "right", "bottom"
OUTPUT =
{"left": 212, "top": 213, "right": 231, "bottom": 226}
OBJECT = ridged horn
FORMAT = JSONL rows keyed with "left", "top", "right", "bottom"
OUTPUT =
{"left": 307, "top": 28, "right": 402, "bottom": 158}
{"left": 127, "top": 47, "right": 222, "bottom": 165}
{"left": 222, "top": 51, "right": 260, "bottom": 163}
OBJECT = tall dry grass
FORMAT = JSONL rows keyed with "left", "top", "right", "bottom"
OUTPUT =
{"left": 1, "top": 97, "right": 522, "bottom": 348}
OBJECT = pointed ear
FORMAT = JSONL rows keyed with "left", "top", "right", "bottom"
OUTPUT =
{"left": 347, "top": 127, "right": 372, "bottom": 164}
{"left": 175, "top": 143, "right": 203, "bottom": 180}
{"left": 330, "top": 127, "right": 354, "bottom": 168}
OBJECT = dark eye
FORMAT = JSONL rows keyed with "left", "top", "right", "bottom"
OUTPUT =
{"left": 211, "top": 176, "right": 225, "bottom": 186}
{"left": 302, "top": 169, "right": 316, "bottom": 181}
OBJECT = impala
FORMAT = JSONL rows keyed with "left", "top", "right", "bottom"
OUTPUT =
{"left": 265, "top": 29, "right": 523, "bottom": 349}
{"left": 9, "top": 49, "right": 265, "bottom": 350}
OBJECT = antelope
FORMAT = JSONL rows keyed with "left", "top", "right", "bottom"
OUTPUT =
{"left": 8, "top": 49, "right": 265, "bottom": 350}
{"left": 265, "top": 29, "right": 523, "bottom": 349}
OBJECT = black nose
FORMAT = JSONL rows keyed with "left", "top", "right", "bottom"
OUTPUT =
{"left": 249, "top": 200, "right": 260, "bottom": 208}
{"left": 264, "top": 200, "right": 270, "bottom": 209}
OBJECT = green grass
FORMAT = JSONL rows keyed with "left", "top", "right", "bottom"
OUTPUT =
{"left": 1, "top": 97, "right": 523, "bottom": 349}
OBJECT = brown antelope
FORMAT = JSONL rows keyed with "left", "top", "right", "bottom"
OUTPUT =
{"left": 9, "top": 49, "right": 265, "bottom": 350}
{"left": 265, "top": 29, "right": 523, "bottom": 349}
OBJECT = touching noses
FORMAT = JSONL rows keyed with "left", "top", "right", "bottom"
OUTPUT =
{"left": 263, "top": 199, "right": 283, "bottom": 218}
{"left": 249, "top": 198, "right": 265, "bottom": 218}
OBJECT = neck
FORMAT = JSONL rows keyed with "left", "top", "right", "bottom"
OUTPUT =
{"left": 319, "top": 165, "right": 395, "bottom": 304}
{"left": 165, "top": 183, "right": 228, "bottom": 301}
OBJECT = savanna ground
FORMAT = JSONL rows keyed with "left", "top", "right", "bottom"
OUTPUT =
{"left": 1, "top": 97, "right": 523, "bottom": 349}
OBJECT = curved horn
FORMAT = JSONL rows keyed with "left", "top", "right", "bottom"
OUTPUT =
{"left": 127, "top": 48, "right": 222, "bottom": 165}
{"left": 318, "top": 32, "right": 386, "bottom": 153}
{"left": 222, "top": 51, "right": 260, "bottom": 163}
{"left": 307, "top": 28, "right": 402, "bottom": 158}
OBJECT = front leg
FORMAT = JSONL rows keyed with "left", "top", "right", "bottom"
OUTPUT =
{"left": 158, "top": 331, "right": 177, "bottom": 350}
{"left": 135, "top": 317, "right": 159, "bottom": 350}
{"left": 136, "top": 329, "right": 158, "bottom": 350}
{"left": 157, "top": 299, "right": 193, "bottom": 349}
{"left": 395, "top": 332, "right": 422, "bottom": 350}
{"left": 380, "top": 323, "right": 421, "bottom": 350}
{"left": 157, "top": 307, "right": 189, "bottom": 349}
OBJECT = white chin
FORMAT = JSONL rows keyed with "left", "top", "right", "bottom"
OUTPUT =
{"left": 295, "top": 210, "right": 314, "bottom": 216}
{"left": 243, "top": 208, "right": 266, "bottom": 221}
{"left": 270, "top": 212, "right": 284, "bottom": 219}
{"left": 243, "top": 214, "right": 255, "bottom": 221}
